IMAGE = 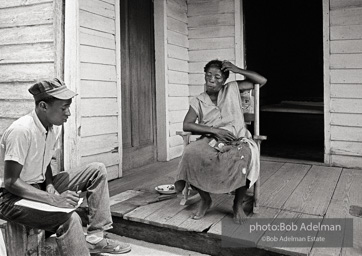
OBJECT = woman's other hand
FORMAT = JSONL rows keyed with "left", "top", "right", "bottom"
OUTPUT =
{"left": 212, "top": 128, "right": 236, "bottom": 142}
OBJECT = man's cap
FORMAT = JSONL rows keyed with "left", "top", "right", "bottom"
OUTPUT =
{"left": 28, "top": 78, "right": 77, "bottom": 101}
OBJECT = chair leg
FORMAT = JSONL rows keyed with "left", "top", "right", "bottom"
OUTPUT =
{"left": 253, "top": 179, "right": 260, "bottom": 214}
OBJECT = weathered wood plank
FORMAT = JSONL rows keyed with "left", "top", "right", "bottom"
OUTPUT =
{"left": 80, "top": 63, "right": 117, "bottom": 81}
{"left": 189, "top": 73, "right": 204, "bottom": 85}
{"left": 208, "top": 206, "right": 279, "bottom": 248}
{"left": 331, "top": 155, "right": 362, "bottom": 169}
{"left": 176, "top": 194, "right": 229, "bottom": 232}
{"left": 0, "top": 25, "right": 53, "bottom": 45}
{"left": 109, "top": 190, "right": 143, "bottom": 207}
{"left": 168, "top": 58, "right": 188, "bottom": 72}
{"left": 79, "top": 133, "right": 118, "bottom": 156}
{"left": 79, "top": 0, "right": 115, "bottom": 18}
{"left": 330, "top": 8, "right": 362, "bottom": 26}
{"left": 188, "top": 0, "right": 234, "bottom": 16}
{"left": 0, "top": 2, "right": 52, "bottom": 28}
{"left": 0, "top": 43, "right": 53, "bottom": 64}
{"left": 331, "top": 113, "right": 362, "bottom": 127}
{"left": 80, "top": 27, "right": 115, "bottom": 49}
{"left": 81, "top": 151, "right": 119, "bottom": 167}
{"left": 106, "top": 165, "right": 118, "bottom": 181}
{"left": 167, "top": 0, "right": 187, "bottom": 23}
{"left": 81, "top": 98, "right": 118, "bottom": 117}
{"left": 81, "top": 116, "right": 118, "bottom": 137}
{"left": 189, "top": 13, "right": 234, "bottom": 28}
{"left": 167, "top": 30, "right": 188, "bottom": 48}
{"left": 189, "top": 48, "right": 234, "bottom": 62}
{"left": 0, "top": 100, "right": 33, "bottom": 118}
{"left": 189, "top": 61, "right": 209, "bottom": 74}
{"left": 331, "top": 84, "right": 362, "bottom": 98}
{"left": 168, "top": 70, "right": 189, "bottom": 85}
{"left": 123, "top": 199, "right": 172, "bottom": 224}
{"left": 259, "top": 163, "right": 311, "bottom": 209}
{"left": 189, "top": 26, "right": 234, "bottom": 39}
{"left": 331, "top": 40, "right": 362, "bottom": 53}
{"left": 331, "top": 98, "right": 362, "bottom": 113}
{"left": 168, "top": 109, "right": 188, "bottom": 123}
{"left": 169, "top": 122, "right": 183, "bottom": 136}
{"left": 0, "top": 82, "right": 34, "bottom": 100}
{"left": 258, "top": 211, "right": 321, "bottom": 256}
{"left": 330, "top": 0, "right": 362, "bottom": 10}
{"left": 331, "top": 25, "right": 362, "bottom": 40}
{"left": 331, "top": 124, "right": 361, "bottom": 142}
{"left": 331, "top": 69, "right": 362, "bottom": 83}
{"left": 0, "top": 63, "right": 54, "bottom": 82}
{"left": 259, "top": 161, "right": 284, "bottom": 186}
{"left": 79, "top": 10, "right": 115, "bottom": 34}
{"left": 167, "top": 96, "right": 189, "bottom": 111}
{"left": 282, "top": 165, "right": 342, "bottom": 216}
{"left": 169, "top": 135, "right": 183, "bottom": 147}
{"left": 167, "top": 17, "right": 187, "bottom": 35}
{"left": 331, "top": 141, "right": 362, "bottom": 156}
{"left": 80, "top": 45, "right": 116, "bottom": 65}
{"left": 168, "top": 84, "right": 189, "bottom": 97}
{"left": 80, "top": 80, "right": 117, "bottom": 98}
{"left": 167, "top": 44, "right": 188, "bottom": 61}
{"left": 330, "top": 53, "right": 362, "bottom": 68}
{"left": 0, "top": 0, "right": 51, "bottom": 8}
{"left": 310, "top": 168, "right": 362, "bottom": 256}
{"left": 189, "top": 37, "right": 234, "bottom": 51}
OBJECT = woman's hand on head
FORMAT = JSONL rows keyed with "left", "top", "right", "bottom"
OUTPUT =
{"left": 212, "top": 128, "right": 236, "bottom": 142}
{"left": 221, "top": 61, "right": 241, "bottom": 74}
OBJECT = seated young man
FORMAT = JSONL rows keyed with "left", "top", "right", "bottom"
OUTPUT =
{"left": 0, "top": 79, "right": 131, "bottom": 255}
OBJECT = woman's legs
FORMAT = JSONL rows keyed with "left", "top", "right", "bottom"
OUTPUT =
{"left": 191, "top": 185, "right": 212, "bottom": 219}
{"left": 233, "top": 179, "right": 251, "bottom": 224}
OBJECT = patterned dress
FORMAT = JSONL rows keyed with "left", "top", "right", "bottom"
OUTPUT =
{"left": 174, "top": 81, "right": 259, "bottom": 193}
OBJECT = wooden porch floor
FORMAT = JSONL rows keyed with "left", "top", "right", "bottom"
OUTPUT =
{"left": 103, "top": 158, "right": 362, "bottom": 256}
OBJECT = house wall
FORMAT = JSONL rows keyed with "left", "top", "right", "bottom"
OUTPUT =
{"left": 0, "top": 0, "right": 56, "bottom": 137}
{"left": 166, "top": 0, "right": 240, "bottom": 160}
{"left": 166, "top": 0, "right": 190, "bottom": 159}
{"left": 64, "top": 0, "right": 121, "bottom": 180}
{"left": 325, "top": 0, "right": 362, "bottom": 168}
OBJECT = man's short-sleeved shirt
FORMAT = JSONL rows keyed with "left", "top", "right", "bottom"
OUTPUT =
{"left": 0, "top": 110, "right": 61, "bottom": 188}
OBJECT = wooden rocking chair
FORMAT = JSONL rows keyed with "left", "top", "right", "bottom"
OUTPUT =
{"left": 176, "top": 84, "right": 266, "bottom": 214}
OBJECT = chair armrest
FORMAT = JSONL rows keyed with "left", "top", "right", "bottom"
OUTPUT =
{"left": 176, "top": 131, "right": 192, "bottom": 136}
{"left": 253, "top": 135, "right": 267, "bottom": 141}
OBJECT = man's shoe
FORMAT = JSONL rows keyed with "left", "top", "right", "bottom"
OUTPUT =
{"left": 87, "top": 238, "right": 131, "bottom": 254}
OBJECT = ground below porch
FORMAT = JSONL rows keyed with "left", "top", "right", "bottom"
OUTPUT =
{"left": 79, "top": 157, "right": 362, "bottom": 256}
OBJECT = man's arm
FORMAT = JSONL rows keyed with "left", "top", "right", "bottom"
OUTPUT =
{"left": 4, "top": 160, "right": 79, "bottom": 208}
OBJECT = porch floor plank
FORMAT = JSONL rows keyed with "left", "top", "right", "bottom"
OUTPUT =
{"left": 104, "top": 158, "right": 362, "bottom": 256}
{"left": 310, "top": 168, "right": 362, "bottom": 256}
{"left": 282, "top": 166, "right": 342, "bottom": 216}
{"left": 259, "top": 163, "right": 311, "bottom": 209}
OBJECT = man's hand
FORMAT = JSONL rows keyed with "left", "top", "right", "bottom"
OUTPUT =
{"left": 49, "top": 190, "right": 80, "bottom": 208}
{"left": 212, "top": 128, "right": 237, "bottom": 142}
{"left": 46, "top": 184, "right": 59, "bottom": 195}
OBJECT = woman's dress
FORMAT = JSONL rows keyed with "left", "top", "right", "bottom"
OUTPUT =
{"left": 174, "top": 81, "right": 260, "bottom": 193}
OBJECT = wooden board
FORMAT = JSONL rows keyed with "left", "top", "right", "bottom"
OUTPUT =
{"left": 259, "top": 163, "right": 311, "bottom": 209}
{"left": 81, "top": 116, "right": 118, "bottom": 137}
{"left": 310, "top": 168, "right": 362, "bottom": 256}
{"left": 283, "top": 165, "right": 342, "bottom": 216}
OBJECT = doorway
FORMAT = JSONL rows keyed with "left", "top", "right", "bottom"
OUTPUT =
{"left": 120, "top": 0, "right": 157, "bottom": 170}
{"left": 243, "top": 0, "right": 324, "bottom": 161}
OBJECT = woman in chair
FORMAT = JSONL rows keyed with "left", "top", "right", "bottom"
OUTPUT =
{"left": 175, "top": 60, "right": 267, "bottom": 224}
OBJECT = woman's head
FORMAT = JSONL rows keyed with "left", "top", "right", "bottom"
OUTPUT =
{"left": 204, "top": 60, "right": 229, "bottom": 93}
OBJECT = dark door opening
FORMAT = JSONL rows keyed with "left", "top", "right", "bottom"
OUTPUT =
{"left": 121, "top": 0, "right": 157, "bottom": 170}
{"left": 243, "top": 0, "right": 324, "bottom": 161}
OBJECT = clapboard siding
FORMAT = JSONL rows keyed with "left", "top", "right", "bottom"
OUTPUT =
{"left": 0, "top": 2, "right": 56, "bottom": 137}
{"left": 328, "top": 0, "right": 362, "bottom": 167}
{"left": 166, "top": 0, "right": 189, "bottom": 159}
{"left": 78, "top": 0, "right": 120, "bottom": 179}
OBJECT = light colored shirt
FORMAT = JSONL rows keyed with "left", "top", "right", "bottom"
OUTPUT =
{"left": 0, "top": 110, "right": 61, "bottom": 188}
{"left": 190, "top": 81, "right": 251, "bottom": 138}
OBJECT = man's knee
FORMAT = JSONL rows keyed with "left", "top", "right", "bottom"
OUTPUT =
{"left": 87, "top": 162, "right": 107, "bottom": 176}
{"left": 56, "top": 212, "right": 82, "bottom": 237}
